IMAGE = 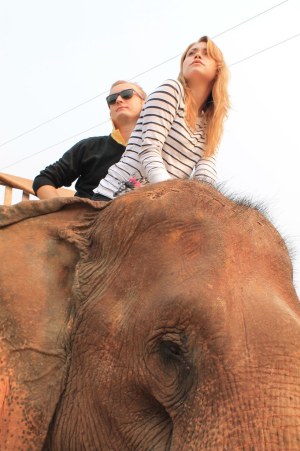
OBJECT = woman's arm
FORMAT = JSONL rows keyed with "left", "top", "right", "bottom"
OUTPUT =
{"left": 194, "top": 154, "right": 217, "bottom": 185}
{"left": 138, "top": 80, "right": 183, "bottom": 183}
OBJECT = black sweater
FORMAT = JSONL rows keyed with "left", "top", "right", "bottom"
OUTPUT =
{"left": 32, "top": 135, "right": 125, "bottom": 198}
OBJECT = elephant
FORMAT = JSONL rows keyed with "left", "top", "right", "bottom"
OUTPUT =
{"left": 0, "top": 179, "right": 300, "bottom": 450}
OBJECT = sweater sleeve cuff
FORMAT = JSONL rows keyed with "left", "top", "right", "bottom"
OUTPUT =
{"left": 148, "top": 171, "right": 172, "bottom": 184}
{"left": 32, "top": 176, "right": 57, "bottom": 194}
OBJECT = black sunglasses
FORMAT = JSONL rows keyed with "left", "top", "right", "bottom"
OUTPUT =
{"left": 106, "top": 88, "right": 144, "bottom": 106}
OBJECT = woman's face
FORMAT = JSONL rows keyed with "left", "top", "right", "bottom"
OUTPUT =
{"left": 182, "top": 41, "right": 218, "bottom": 86}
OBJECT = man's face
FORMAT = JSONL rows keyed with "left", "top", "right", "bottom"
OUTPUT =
{"left": 108, "top": 83, "right": 144, "bottom": 128}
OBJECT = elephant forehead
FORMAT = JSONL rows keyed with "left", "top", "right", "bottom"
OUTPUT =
{"left": 90, "top": 215, "right": 295, "bottom": 331}
{"left": 90, "top": 181, "right": 289, "bottom": 271}
{"left": 80, "top": 180, "right": 294, "bottom": 322}
{"left": 100, "top": 213, "right": 286, "bottom": 290}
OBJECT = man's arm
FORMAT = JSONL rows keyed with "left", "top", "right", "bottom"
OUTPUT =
{"left": 32, "top": 140, "right": 86, "bottom": 198}
{"left": 36, "top": 185, "right": 61, "bottom": 199}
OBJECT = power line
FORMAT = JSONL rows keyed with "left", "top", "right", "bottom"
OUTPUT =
{"left": 1, "top": 30, "right": 298, "bottom": 172}
{"left": 0, "top": 120, "right": 110, "bottom": 171}
{"left": 229, "top": 33, "right": 299, "bottom": 66}
{"left": 212, "top": 0, "right": 289, "bottom": 39}
{"left": 0, "top": 0, "right": 289, "bottom": 149}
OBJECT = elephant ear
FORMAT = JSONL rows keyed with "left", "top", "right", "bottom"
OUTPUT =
{"left": 0, "top": 197, "right": 105, "bottom": 449}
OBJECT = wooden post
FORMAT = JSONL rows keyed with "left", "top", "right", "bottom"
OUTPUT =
{"left": 4, "top": 186, "right": 12, "bottom": 206}
{"left": 22, "top": 192, "right": 30, "bottom": 202}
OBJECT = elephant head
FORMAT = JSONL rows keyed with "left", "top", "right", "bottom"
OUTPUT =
{"left": 1, "top": 180, "right": 300, "bottom": 450}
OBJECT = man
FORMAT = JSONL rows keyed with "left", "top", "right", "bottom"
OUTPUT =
{"left": 32, "top": 80, "right": 146, "bottom": 199}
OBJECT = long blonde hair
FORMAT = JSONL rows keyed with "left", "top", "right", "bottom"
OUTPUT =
{"left": 178, "top": 36, "right": 230, "bottom": 157}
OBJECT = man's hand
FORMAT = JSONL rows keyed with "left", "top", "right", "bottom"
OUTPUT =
{"left": 36, "top": 185, "right": 61, "bottom": 199}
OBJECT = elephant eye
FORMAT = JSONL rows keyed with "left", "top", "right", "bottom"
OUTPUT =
{"left": 159, "top": 340, "right": 183, "bottom": 363}
{"left": 157, "top": 338, "right": 192, "bottom": 381}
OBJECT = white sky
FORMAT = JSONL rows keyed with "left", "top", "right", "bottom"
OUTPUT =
{"left": 0, "top": 0, "right": 299, "bottom": 294}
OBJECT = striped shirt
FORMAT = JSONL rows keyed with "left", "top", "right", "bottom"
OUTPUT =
{"left": 93, "top": 79, "right": 217, "bottom": 199}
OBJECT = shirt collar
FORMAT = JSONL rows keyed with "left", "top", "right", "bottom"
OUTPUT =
{"left": 111, "top": 129, "right": 127, "bottom": 146}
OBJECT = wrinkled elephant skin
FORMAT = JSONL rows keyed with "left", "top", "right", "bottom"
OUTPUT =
{"left": 0, "top": 180, "right": 300, "bottom": 450}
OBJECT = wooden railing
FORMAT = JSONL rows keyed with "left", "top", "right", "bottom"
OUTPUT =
{"left": 0, "top": 172, "right": 75, "bottom": 206}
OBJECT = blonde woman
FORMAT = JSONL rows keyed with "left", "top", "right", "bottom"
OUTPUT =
{"left": 93, "top": 36, "right": 230, "bottom": 201}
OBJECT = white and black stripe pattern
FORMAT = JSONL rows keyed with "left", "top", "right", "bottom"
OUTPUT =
{"left": 94, "top": 79, "right": 217, "bottom": 199}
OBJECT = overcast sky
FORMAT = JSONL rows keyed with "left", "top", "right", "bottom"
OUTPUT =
{"left": 0, "top": 0, "right": 299, "bottom": 294}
